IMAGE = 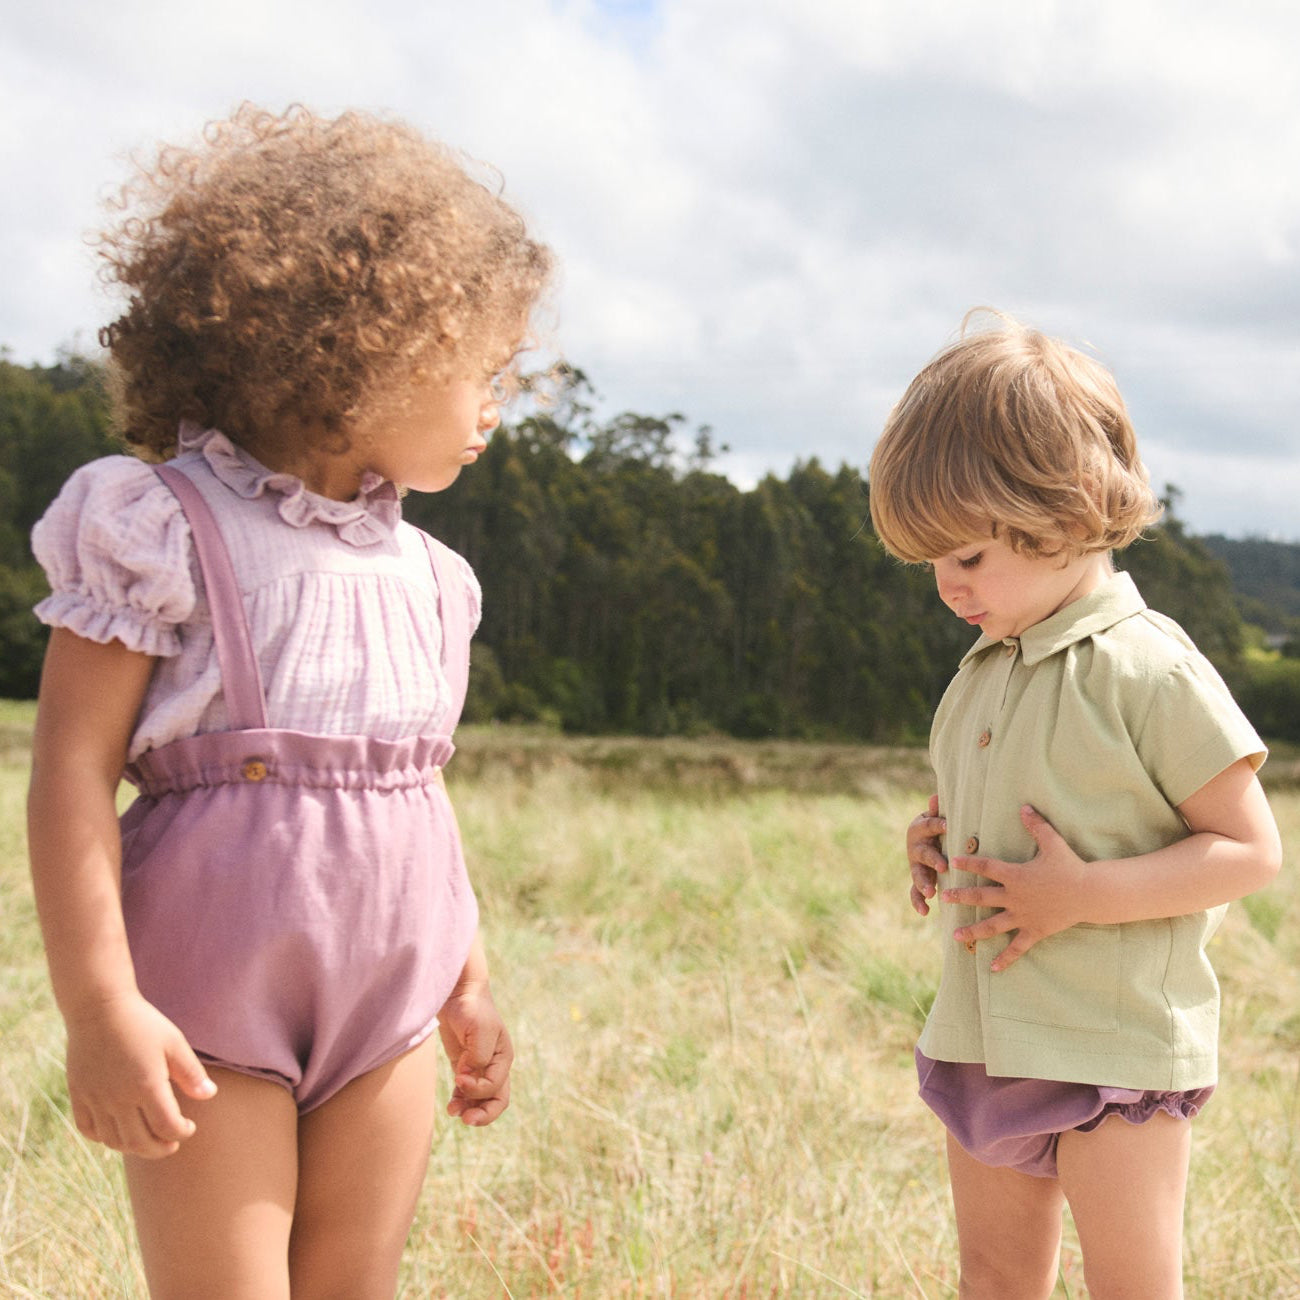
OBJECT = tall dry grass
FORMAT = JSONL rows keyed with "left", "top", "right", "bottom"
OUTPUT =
{"left": 1, "top": 712, "right": 1297, "bottom": 1296}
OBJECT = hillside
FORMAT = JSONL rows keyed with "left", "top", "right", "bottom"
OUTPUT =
{"left": 1203, "top": 534, "right": 1300, "bottom": 633}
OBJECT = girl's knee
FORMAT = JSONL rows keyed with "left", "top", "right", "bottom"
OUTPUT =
{"left": 289, "top": 1229, "right": 406, "bottom": 1300}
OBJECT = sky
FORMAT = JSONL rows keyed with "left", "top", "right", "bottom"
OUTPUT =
{"left": 3, "top": 0, "right": 1298, "bottom": 539}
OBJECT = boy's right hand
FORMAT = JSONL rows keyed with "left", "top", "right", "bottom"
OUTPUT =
{"left": 64, "top": 992, "right": 217, "bottom": 1159}
{"left": 906, "top": 794, "right": 948, "bottom": 916}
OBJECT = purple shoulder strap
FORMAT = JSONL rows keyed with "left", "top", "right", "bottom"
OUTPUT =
{"left": 420, "top": 535, "right": 471, "bottom": 725}
{"left": 155, "top": 463, "right": 269, "bottom": 731}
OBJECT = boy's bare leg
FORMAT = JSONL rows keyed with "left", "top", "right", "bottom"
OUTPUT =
{"left": 946, "top": 1131, "right": 1064, "bottom": 1300}
{"left": 1057, "top": 1111, "right": 1190, "bottom": 1300}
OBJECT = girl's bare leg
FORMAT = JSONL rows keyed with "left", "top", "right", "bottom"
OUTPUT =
{"left": 1057, "top": 1111, "right": 1190, "bottom": 1300}
{"left": 946, "top": 1132, "right": 1064, "bottom": 1300}
{"left": 289, "top": 1033, "right": 442, "bottom": 1300}
{"left": 124, "top": 1068, "right": 299, "bottom": 1300}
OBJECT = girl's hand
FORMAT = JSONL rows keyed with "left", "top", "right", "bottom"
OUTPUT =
{"left": 944, "top": 804, "right": 1087, "bottom": 971}
{"left": 437, "top": 983, "right": 513, "bottom": 1127}
{"left": 906, "top": 795, "right": 948, "bottom": 915}
{"left": 64, "top": 992, "right": 217, "bottom": 1159}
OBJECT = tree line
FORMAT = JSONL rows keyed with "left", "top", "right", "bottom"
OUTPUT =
{"left": 2, "top": 355, "right": 1294, "bottom": 742}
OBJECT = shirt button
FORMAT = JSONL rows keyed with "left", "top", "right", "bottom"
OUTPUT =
{"left": 241, "top": 758, "right": 268, "bottom": 782}
{"left": 977, "top": 729, "right": 992, "bottom": 748}
{"left": 965, "top": 835, "right": 980, "bottom": 854}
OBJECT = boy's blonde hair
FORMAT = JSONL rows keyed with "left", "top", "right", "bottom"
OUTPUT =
{"left": 868, "top": 312, "right": 1161, "bottom": 563}
{"left": 98, "top": 104, "right": 552, "bottom": 460}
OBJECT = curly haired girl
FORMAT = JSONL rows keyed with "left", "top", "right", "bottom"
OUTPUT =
{"left": 27, "top": 104, "right": 551, "bottom": 1298}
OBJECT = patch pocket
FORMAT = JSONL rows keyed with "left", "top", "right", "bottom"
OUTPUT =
{"left": 988, "top": 924, "right": 1121, "bottom": 1033}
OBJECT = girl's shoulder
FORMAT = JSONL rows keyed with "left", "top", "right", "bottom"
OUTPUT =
{"left": 31, "top": 455, "right": 197, "bottom": 657}
{"left": 404, "top": 525, "right": 483, "bottom": 637}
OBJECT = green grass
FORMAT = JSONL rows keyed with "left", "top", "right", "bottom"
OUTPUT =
{"left": 2, "top": 722, "right": 1298, "bottom": 1296}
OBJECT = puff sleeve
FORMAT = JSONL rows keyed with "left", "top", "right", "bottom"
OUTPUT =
{"left": 31, "top": 456, "right": 196, "bottom": 657}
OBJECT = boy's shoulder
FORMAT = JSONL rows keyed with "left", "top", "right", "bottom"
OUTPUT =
{"left": 1093, "top": 604, "right": 1201, "bottom": 672}
{"left": 1083, "top": 606, "right": 1236, "bottom": 720}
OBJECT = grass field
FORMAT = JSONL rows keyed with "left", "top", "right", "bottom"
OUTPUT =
{"left": 2, "top": 706, "right": 1298, "bottom": 1297}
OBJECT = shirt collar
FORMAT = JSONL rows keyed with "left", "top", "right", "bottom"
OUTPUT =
{"left": 958, "top": 570, "right": 1146, "bottom": 669}
{"left": 177, "top": 421, "right": 402, "bottom": 547}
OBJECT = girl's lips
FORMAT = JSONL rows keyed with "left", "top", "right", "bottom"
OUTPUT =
{"left": 964, "top": 613, "right": 986, "bottom": 625}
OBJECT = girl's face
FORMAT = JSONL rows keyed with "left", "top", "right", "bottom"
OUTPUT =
{"left": 360, "top": 372, "right": 502, "bottom": 494}
{"left": 928, "top": 533, "right": 1111, "bottom": 641}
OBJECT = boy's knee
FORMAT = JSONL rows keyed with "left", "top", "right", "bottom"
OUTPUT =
{"left": 958, "top": 1246, "right": 1057, "bottom": 1300}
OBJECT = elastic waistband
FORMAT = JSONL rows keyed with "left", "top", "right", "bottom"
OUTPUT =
{"left": 125, "top": 727, "right": 455, "bottom": 796}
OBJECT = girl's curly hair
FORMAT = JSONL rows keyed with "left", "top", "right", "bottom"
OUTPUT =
{"left": 98, "top": 104, "right": 553, "bottom": 459}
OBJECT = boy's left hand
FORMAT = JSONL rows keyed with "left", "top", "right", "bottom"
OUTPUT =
{"left": 437, "top": 985, "right": 513, "bottom": 1126}
{"left": 942, "top": 804, "right": 1087, "bottom": 971}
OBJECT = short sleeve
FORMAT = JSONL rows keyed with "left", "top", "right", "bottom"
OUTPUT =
{"left": 1136, "top": 655, "right": 1266, "bottom": 807}
{"left": 30, "top": 456, "right": 197, "bottom": 657}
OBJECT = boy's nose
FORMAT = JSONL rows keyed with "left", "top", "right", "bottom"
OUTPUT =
{"left": 479, "top": 402, "right": 501, "bottom": 434}
{"left": 936, "top": 571, "right": 961, "bottom": 600}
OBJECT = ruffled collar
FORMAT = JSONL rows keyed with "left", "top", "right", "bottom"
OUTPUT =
{"left": 177, "top": 422, "right": 402, "bottom": 546}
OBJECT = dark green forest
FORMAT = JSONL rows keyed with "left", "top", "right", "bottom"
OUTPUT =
{"left": 4, "top": 355, "right": 1299, "bottom": 741}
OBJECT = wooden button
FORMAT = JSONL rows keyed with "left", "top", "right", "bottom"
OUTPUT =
{"left": 977, "top": 729, "right": 992, "bottom": 748}
{"left": 965, "top": 939, "right": 978, "bottom": 954}
{"left": 965, "top": 835, "right": 980, "bottom": 854}
{"left": 241, "top": 758, "right": 268, "bottom": 782}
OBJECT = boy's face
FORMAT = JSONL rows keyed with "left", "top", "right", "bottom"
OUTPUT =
{"left": 927, "top": 534, "right": 1110, "bottom": 641}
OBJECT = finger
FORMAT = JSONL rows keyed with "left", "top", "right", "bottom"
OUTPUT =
{"left": 952, "top": 911, "right": 1015, "bottom": 944}
{"left": 453, "top": 1066, "right": 504, "bottom": 1098}
{"left": 166, "top": 1038, "right": 218, "bottom": 1102}
{"left": 927, "top": 794, "right": 940, "bottom": 817}
{"left": 71, "top": 1101, "right": 100, "bottom": 1144}
{"left": 990, "top": 932, "right": 1037, "bottom": 973}
{"left": 908, "top": 815, "right": 947, "bottom": 840}
{"left": 449, "top": 1020, "right": 493, "bottom": 1076}
{"left": 456, "top": 1036, "right": 512, "bottom": 1094}
{"left": 949, "top": 856, "right": 1003, "bottom": 882}
{"left": 1019, "top": 804, "right": 1060, "bottom": 850}
{"left": 94, "top": 1110, "right": 126, "bottom": 1154}
{"left": 140, "top": 1085, "right": 197, "bottom": 1146}
{"left": 454, "top": 1079, "right": 511, "bottom": 1127}
{"left": 117, "top": 1108, "right": 178, "bottom": 1160}
{"left": 921, "top": 844, "right": 949, "bottom": 872}
{"left": 910, "top": 883, "right": 931, "bottom": 916}
{"left": 910, "top": 862, "right": 938, "bottom": 896}
{"left": 942, "top": 885, "right": 1007, "bottom": 908}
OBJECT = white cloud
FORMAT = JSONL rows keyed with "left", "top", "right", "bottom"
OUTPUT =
{"left": 2, "top": 0, "right": 1297, "bottom": 537}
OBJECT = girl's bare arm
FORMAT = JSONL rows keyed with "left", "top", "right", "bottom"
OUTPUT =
{"left": 27, "top": 629, "right": 215, "bottom": 1156}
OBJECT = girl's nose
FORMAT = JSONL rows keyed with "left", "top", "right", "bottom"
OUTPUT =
{"left": 479, "top": 402, "right": 501, "bottom": 435}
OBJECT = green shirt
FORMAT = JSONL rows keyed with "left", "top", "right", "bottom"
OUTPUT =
{"left": 919, "top": 571, "right": 1265, "bottom": 1089}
